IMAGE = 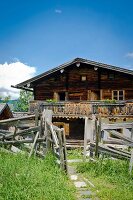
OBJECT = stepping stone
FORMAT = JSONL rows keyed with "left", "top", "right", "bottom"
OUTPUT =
{"left": 74, "top": 181, "right": 87, "bottom": 188}
{"left": 67, "top": 165, "right": 76, "bottom": 175}
{"left": 70, "top": 175, "right": 78, "bottom": 180}
{"left": 79, "top": 190, "right": 92, "bottom": 196}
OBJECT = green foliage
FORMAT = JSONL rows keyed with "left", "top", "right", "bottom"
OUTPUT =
{"left": 14, "top": 90, "right": 33, "bottom": 112}
{"left": 46, "top": 99, "right": 57, "bottom": 103}
{"left": 77, "top": 158, "right": 133, "bottom": 200}
{"left": 67, "top": 149, "right": 83, "bottom": 160}
{"left": 104, "top": 99, "right": 116, "bottom": 104}
{"left": 0, "top": 95, "right": 11, "bottom": 103}
{"left": 0, "top": 151, "right": 76, "bottom": 200}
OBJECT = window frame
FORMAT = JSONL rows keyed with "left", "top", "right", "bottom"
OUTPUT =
{"left": 80, "top": 75, "right": 87, "bottom": 82}
{"left": 112, "top": 90, "right": 125, "bottom": 100}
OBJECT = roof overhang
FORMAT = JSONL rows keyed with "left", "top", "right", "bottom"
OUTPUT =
{"left": 12, "top": 57, "right": 133, "bottom": 90}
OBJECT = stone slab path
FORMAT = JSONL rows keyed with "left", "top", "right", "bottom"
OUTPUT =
{"left": 68, "top": 161, "right": 99, "bottom": 200}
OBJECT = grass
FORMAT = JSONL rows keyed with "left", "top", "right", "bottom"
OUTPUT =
{"left": 76, "top": 158, "right": 133, "bottom": 200}
{"left": 0, "top": 150, "right": 76, "bottom": 200}
{"left": 67, "top": 148, "right": 83, "bottom": 160}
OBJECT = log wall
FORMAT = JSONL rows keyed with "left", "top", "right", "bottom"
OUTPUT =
{"left": 33, "top": 63, "right": 133, "bottom": 101}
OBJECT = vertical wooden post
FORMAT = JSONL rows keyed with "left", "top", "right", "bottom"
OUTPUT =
{"left": 58, "top": 129, "right": 64, "bottom": 171}
{"left": 35, "top": 109, "right": 39, "bottom": 126}
{"left": 83, "top": 117, "right": 88, "bottom": 159}
{"left": 129, "top": 149, "right": 133, "bottom": 175}
{"left": 131, "top": 123, "right": 133, "bottom": 140}
{"left": 34, "top": 109, "right": 39, "bottom": 153}
{"left": 129, "top": 123, "right": 133, "bottom": 175}
{"left": 95, "top": 118, "right": 99, "bottom": 157}
{"left": 46, "top": 123, "right": 51, "bottom": 153}
{"left": 98, "top": 115, "right": 101, "bottom": 142}
{"left": 61, "top": 128, "right": 68, "bottom": 173}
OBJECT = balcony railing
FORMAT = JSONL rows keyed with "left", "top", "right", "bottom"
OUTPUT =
{"left": 29, "top": 101, "right": 133, "bottom": 117}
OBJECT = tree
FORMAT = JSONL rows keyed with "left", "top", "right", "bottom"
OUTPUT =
{"left": 14, "top": 90, "right": 33, "bottom": 112}
{"left": 0, "top": 95, "right": 11, "bottom": 103}
{"left": 2, "top": 95, "right": 11, "bottom": 103}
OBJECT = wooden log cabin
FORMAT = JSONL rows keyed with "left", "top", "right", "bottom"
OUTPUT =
{"left": 13, "top": 58, "right": 133, "bottom": 140}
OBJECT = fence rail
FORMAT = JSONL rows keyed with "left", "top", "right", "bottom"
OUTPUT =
{"left": 0, "top": 109, "right": 68, "bottom": 173}
{"left": 84, "top": 117, "right": 133, "bottom": 174}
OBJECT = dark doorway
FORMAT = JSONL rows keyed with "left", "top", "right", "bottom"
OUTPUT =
{"left": 58, "top": 92, "right": 65, "bottom": 101}
{"left": 69, "top": 119, "right": 84, "bottom": 139}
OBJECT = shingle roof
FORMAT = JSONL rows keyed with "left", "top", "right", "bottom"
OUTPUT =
{"left": 13, "top": 57, "right": 133, "bottom": 89}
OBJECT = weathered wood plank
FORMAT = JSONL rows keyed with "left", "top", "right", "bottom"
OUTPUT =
{"left": 110, "top": 130, "right": 133, "bottom": 144}
{"left": 0, "top": 114, "right": 35, "bottom": 124}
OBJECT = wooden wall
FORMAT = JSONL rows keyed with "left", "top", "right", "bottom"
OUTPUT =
{"left": 33, "top": 63, "right": 133, "bottom": 101}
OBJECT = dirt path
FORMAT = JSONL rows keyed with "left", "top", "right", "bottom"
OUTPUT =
{"left": 67, "top": 160, "right": 99, "bottom": 200}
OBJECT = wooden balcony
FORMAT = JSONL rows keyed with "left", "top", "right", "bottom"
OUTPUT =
{"left": 29, "top": 100, "right": 133, "bottom": 118}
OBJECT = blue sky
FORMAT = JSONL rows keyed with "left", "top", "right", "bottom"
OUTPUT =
{"left": 0, "top": 0, "right": 133, "bottom": 74}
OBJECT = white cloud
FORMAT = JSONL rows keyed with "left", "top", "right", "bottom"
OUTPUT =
{"left": 0, "top": 62, "right": 36, "bottom": 99}
{"left": 125, "top": 52, "right": 133, "bottom": 58}
{"left": 55, "top": 9, "right": 62, "bottom": 14}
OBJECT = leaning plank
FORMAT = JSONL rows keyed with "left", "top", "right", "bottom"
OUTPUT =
{"left": 90, "top": 143, "right": 131, "bottom": 159}
{"left": 29, "top": 131, "right": 39, "bottom": 158}
{"left": 103, "top": 138, "right": 133, "bottom": 147}
{"left": 49, "top": 124, "right": 59, "bottom": 148}
{"left": 110, "top": 130, "right": 133, "bottom": 144}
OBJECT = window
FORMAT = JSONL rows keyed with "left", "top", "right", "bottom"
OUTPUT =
{"left": 112, "top": 90, "right": 124, "bottom": 100}
{"left": 81, "top": 75, "right": 87, "bottom": 81}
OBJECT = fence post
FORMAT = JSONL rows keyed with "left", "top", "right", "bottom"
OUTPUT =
{"left": 61, "top": 128, "right": 68, "bottom": 173}
{"left": 58, "top": 129, "right": 64, "bottom": 171}
{"left": 95, "top": 118, "right": 99, "bottom": 157}
{"left": 98, "top": 115, "right": 101, "bottom": 142}
{"left": 129, "top": 149, "right": 133, "bottom": 175}
{"left": 46, "top": 122, "right": 51, "bottom": 153}
{"left": 35, "top": 109, "right": 39, "bottom": 126}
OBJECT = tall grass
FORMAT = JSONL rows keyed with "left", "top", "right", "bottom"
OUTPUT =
{"left": 77, "top": 158, "right": 133, "bottom": 200}
{"left": 0, "top": 150, "right": 76, "bottom": 200}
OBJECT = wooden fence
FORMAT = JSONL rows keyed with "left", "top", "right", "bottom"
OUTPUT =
{"left": 0, "top": 110, "right": 67, "bottom": 173}
{"left": 84, "top": 117, "right": 133, "bottom": 174}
